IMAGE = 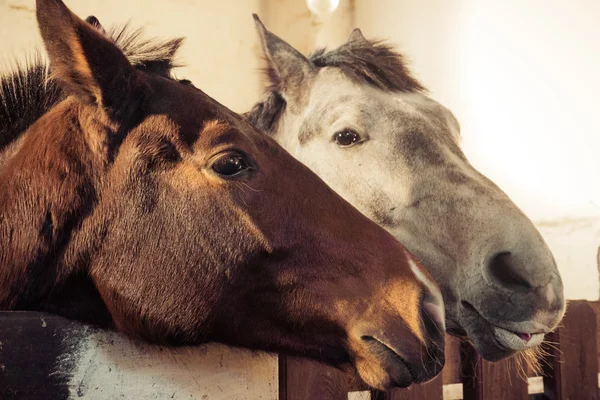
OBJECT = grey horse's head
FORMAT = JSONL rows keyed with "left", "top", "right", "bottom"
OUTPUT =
{"left": 247, "top": 15, "right": 565, "bottom": 361}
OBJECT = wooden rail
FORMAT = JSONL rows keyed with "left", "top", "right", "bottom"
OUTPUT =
{"left": 281, "top": 300, "right": 600, "bottom": 400}
{"left": 1, "top": 300, "right": 598, "bottom": 399}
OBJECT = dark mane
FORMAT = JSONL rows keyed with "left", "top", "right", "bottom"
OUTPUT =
{"left": 310, "top": 38, "right": 424, "bottom": 94}
{"left": 246, "top": 37, "right": 425, "bottom": 134}
{"left": 0, "top": 24, "right": 184, "bottom": 152}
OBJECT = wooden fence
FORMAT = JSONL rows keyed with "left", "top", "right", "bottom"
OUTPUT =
{"left": 1, "top": 300, "right": 598, "bottom": 399}
{"left": 278, "top": 300, "right": 600, "bottom": 400}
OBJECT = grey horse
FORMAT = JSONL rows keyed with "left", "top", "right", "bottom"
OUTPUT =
{"left": 247, "top": 16, "right": 565, "bottom": 362}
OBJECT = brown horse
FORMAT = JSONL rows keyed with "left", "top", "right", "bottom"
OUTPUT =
{"left": 0, "top": 0, "right": 445, "bottom": 390}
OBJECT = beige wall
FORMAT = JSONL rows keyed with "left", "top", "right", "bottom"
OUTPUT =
{"left": 0, "top": 0, "right": 353, "bottom": 111}
{"left": 355, "top": 0, "right": 600, "bottom": 299}
{"left": 0, "top": 0, "right": 266, "bottom": 112}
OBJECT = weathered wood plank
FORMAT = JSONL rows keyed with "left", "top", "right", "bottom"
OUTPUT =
{"left": 480, "top": 357, "right": 528, "bottom": 400}
{"left": 348, "top": 392, "right": 371, "bottom": 400}
{"left": 460, "top": 337, "right": 533, "bottom": 400}
{"left": 542, "top": 300, "right": 598, "bottom": 400}
{"left": 460, "top": 340, "right": 483, "bottom": 400}
{"left": 0, "top": 312, "right": 80, "bottom": 399}
{"left": 541, "top": 329, "right": 562, "bottom": 399}
{"left": 279, "top": 356, "right": 348, "bottom": 400}
{"left": 0, "top": 312, "right": 278, "bottom": 400}
{"left": 371, "top": 374, "right": 443, "bottom": 400}
{"left": 443, "top": 335, "right": 462, "bottom": 385}
{"left": 591, "top": 300, "right": 600, "bottom": 377}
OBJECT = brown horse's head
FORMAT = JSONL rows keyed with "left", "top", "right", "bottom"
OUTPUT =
{"left": 0, "top": 0, "right": 445, "bottom": 389}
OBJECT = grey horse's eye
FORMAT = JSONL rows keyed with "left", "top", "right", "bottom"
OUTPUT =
{"left": 333, "top": 129, "right": 362, "bottom": 147}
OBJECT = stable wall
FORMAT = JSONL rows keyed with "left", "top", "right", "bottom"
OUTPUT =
{"left": 0, "top": 0, "right": 265, "bottom": 113}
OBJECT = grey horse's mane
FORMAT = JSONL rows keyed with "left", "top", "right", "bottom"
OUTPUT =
{"left": 246, "top": 37, "right": 425, "bottom": 134}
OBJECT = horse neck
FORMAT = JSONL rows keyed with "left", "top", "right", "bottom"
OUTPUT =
{"left": 0, "top": 99, "right": 106, "bottom": 314}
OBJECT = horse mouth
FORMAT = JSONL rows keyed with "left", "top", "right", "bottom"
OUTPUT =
{"left": 460, "top": 301, "right": 544, "bottom": 354}
{"left": 491, "top": 326, "right": 545, "bottom": 351}
{"left": 361, "top": 336, "right": 415, "bottom": 388}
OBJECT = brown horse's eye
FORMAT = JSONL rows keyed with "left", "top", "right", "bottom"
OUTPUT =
{"left": 333, "top": 130, "right": 362, "bottom": 147}
{"left": 211, "top": 152, "right": 253, "bottom": 178}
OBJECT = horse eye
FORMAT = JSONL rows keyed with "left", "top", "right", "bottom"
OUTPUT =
{"left": 333, "top": 130, "right": 362, "bottom": 147}
{"left": 211, "top": 152, "right": 252, "bottom": 178}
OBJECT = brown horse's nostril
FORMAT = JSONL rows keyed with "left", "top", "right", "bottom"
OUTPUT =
{"left": 487, "top": 252, "right": 533, "bottom": 291}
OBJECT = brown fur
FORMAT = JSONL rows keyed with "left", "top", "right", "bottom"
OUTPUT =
{"left": 0, "top": 0, "right": 445, "bottom": 390}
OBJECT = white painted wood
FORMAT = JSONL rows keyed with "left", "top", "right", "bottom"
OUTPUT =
{"left": 443, "top": 383, "right": 462, "bottom": 400}
{"left": 57, "top": 329, "right": 278, "bottom": 400}
{"left": 527, "top": 376, "right": 543, "bottom": 395}
{"left": 348, "top": 391, "right": 371, "bottom": 400}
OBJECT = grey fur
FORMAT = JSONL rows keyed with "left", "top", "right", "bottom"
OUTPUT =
{"left": 247, "top": 16, "right": 566, "bottom": 361}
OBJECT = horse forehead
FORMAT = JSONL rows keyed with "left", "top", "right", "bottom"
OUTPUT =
{"left": 310, "top": 74, "right": 445, "bottom": 124}
{"left": 306, "top": 71, "right": 460, "bottom": 150}
{"left": 377, "top": 90, "right": 447, "bottom": 124}
{"left": 363, "top": 90, "right": 461, "bottom": 146}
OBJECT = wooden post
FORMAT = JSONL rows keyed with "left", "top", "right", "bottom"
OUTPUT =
{"left": 479, "top": 357, "right": 528, "bottom": 400}
{"left": 541, "top": 329, "right": 561, "bottom": 400}
{"left": 460, "top": 337, "right": 533, "bottom": 400}
{"left": 371, "top": 374, "right": 443, "bottom": 400}
{"left": 461, "top": 340, "right": 484, "bottom": 400}
{"left": 279, "top": 355, "right": 349, "bottom": 400}
{"left": 542, "top": 300, "right": 598, "bottom": 400}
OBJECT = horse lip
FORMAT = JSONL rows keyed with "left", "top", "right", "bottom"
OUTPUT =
{"left": 461, "top": 301, "right": 549, "bottom": 352}
{"left": 492, "top": 326, "right": 545, "bottom": 351}
{"left": 361, "top": 335, "right": 417, "bottom": 385}
{"left": 461, "top": 301, "right": 550, "bottom": 335}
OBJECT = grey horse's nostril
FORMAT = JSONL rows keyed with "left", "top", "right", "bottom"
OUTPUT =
{"left": 487, "top": 252, "right": 533, "bottom": 291}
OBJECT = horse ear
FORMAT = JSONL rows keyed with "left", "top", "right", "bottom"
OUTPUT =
{"left": 36, "top": 0, "right": 141, "bottom": 116}
{"left": 85, "top": 15, "right": 107, "bottom": 36}
{"left": 347, "top": 28, "right": 367, "bottom": 44}
{"left": 253, "top": 14, "right": 315, "bottom": 104}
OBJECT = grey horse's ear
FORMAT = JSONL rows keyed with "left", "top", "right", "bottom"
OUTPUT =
{"left": 85, "top": 16, "right": 107, "bottom": 36}
{"left": 347, "top": 28, "right": 366, "bottom": 44}
{"left": 253, "top": 14, "right": 315, "bottom": 104}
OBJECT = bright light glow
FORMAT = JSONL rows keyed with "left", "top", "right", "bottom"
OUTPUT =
{"left": 453, "top": 2, "right": 600, "bottom": 221}
{"left": 306, "top": 0, "right": 340, "bottom": 16}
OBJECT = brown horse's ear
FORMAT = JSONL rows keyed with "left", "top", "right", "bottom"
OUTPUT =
{"left": 36, "top": 0, "right": 141, "bottom": 116}
{"left": 85, "top": 15, "right": 107, "bottom": 36}
{"left": 253, "top": 14, "right": 315, "bottom": 105}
